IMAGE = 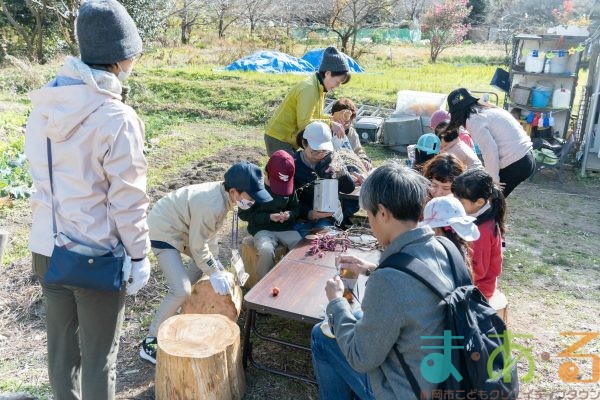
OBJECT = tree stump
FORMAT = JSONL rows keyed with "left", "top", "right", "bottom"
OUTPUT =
{"left": 180, "top": 275, "right": 242, "bottom": 322}
{"left": 155, "top": 314, "right": 246, "bottom": 400}
{"left": 489, "top": 290, "right": 509, "bottom": 323}
{"left": 239, "top": 235, "right": 288, "bottom": 289}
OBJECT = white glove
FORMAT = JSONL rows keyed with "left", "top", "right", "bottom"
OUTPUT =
{"left": 209, "top": 270, "right": 234, "bottom": 296}
{"left": 126, "top": 258, "right": 151, "bottom": 295}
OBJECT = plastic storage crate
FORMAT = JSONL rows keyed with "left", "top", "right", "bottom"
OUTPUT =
{"left": 354, "top": 116, "right": 385, "bottom": 144}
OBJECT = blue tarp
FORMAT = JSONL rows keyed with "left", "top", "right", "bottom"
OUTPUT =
{"left": 225, "top": 51, "right": 315, "bottom": 73}
{"left": 224, "top": 49, "right": 364, "bottom": 74}
{"left": 301, "top": 48, "right": 364, "bottom": 73}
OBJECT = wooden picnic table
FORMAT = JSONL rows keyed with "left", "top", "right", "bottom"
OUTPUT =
{"left": 242, "top": 234, "right": 380, "bottom": 382}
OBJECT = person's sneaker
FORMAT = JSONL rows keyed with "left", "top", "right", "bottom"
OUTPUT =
{"left": 139, "top": 336, "right": 157, "bottom": 364}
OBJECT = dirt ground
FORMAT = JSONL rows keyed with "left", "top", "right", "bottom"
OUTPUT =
{"left": 1, "top": 130, "right": 600, "bottom": 398}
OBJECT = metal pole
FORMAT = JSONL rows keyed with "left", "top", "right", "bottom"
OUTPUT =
{"left": 580, "top": 43, "right": 600, "bottom": 177}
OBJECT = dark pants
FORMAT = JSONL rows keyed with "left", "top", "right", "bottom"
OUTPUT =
{"left": 264, "top": 134, "right": 295, "bottom": 157}
{"left": 499, "top": 151, "right": 536, "bottom": 197}
{"left": 33, "top": 253, "right": 125, "bottom": 400}
{"left": 342, "top": 199, "right": 360, "bottom": 226}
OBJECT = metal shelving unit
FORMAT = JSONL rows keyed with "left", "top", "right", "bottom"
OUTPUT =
{"left": 504, "top": 34, "right": 586, "bottom": 139}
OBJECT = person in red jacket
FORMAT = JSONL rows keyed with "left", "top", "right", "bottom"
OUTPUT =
{"left": 451, "top": 168, "right": 506, "bottom": 300}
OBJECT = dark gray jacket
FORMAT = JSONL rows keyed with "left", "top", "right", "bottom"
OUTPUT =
{"left": 327, "top": 226, "right": 456, "bottom": 400}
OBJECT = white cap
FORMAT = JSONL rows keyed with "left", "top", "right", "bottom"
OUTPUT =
{"left": 422, "top": 195, "right": 480, "bottom": 241}
{"left": 304, "top": 121, "right": 334, "bottom": 152}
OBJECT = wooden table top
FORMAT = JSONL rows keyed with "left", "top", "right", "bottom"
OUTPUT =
{"left": 244, "top": 237, "right": 381, "bottom": 324}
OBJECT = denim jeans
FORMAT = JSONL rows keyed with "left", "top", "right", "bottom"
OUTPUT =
{"left": 294, "top": 218, "right": 334, "bottom": 238}
{"left": 311, "top": 322, "right": 375, "bottom": 400}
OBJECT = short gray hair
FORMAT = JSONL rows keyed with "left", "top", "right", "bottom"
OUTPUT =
{"left": 359, "top": 161, "right": 429, "bottom": 222}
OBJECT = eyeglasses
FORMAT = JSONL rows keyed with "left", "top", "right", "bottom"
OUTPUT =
{"left": 307, "top": 146, "right": 329, "bottom": 157}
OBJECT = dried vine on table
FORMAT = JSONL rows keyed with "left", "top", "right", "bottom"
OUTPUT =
{"left": 344, "top": 226, "right": 381, "bottom": 251}
{"left": 306, "top": 233, "right": 351, "bottom": 257}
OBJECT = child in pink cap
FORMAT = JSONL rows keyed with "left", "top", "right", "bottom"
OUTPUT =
{"left": 430, "top": 110, "right": 481, "bottom": 169}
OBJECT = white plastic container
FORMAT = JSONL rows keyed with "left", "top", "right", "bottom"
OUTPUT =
{"left": 313, "top": 179, "right": 339, "bottom": 213}
{"left": 525, "top": 51, "right": 544, "bottom": 73}
{"left": 549, "top": 51, "right": 569, "bottom": 74}
{"left": 552, "top": 87, "right": 571, "bottom": 108}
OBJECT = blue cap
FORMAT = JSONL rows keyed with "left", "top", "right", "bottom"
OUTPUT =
{"left": 416, "top": 133, "right": 441, "bottom": 155}
{"left": 224, "top": 162, "right": 272, "bottom": 203}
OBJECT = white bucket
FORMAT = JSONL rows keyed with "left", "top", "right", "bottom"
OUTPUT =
{"left": 525, "top": 51, "right": 544, "bottom": 73}
{"left": 552, "top": 87, "right": 571, "bottom": 108}
{"left": 313, "top": 179, "right": 339, "bottom": 213}
{"left": 549, "top": 51, "right": 569, "bottom": 74}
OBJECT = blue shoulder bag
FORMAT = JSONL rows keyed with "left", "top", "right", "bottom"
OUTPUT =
{"left": 44, "top": 138, "right": 126, "bottom": 292}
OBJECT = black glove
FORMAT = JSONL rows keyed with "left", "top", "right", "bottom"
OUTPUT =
{"left": 315, "top": 152, "right": 334, "bottom": 178}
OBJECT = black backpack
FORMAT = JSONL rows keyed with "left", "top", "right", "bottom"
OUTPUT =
{"left": 379, "top": 237, "right": 519, "bottom": 399}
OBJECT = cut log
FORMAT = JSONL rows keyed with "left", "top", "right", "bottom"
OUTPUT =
{"left": 180, "top": 275, "right": 242, "bottom": 322}
{"left": 239, "top": 235, "right": 288, "bottom": 289}
{"left": 489, "top": 290, "right": 509, "bottom": 323}
{"left": 155, "top": 314, "right": 246, "bottom": 400}
{"left": 0, "top": 229, "right": 8, "bottom": 267}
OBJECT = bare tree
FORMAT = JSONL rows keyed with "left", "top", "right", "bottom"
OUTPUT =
{"left": 202, "top": 0, "right": 242, "bottom": 38}
{"left": 270, "top": 0, "right": 317, "bottom": 39}
{"left": 394, "top": 0, "right": 431, "bottom": 21}
{"left": 239, "top": 0, "right": 273, "bottom": 35}
{"left": 46, "top": 0, "right": 79, "bottom": 55}
{"left": 174, "top": 0, "right": 205, "bottom": 44}
{"left": 0, "top": 0, "right": 48, "bottom": 62}
{"left": 313, "top": 0, "right": 391, "bottom": 57}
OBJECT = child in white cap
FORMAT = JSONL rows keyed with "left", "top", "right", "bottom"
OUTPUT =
{"left": 422, "top": 195, "right": 480, "bottom": 272}
{"left": 293, "top": 121, "right": 356, "bottom": 233}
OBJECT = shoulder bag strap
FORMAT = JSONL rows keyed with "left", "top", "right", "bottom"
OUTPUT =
{"left": 435, "top": 236, "right": 472, "bottom": 287}
{"left": 378, "top": 252, "right": 447, "bottom": 399}
{"left": 46, "top": 138, "right": 57, "bottom": 237}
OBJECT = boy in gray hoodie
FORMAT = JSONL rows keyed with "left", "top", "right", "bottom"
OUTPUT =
{"left": 311, "top": 162, "right": 457, "bottom": 400}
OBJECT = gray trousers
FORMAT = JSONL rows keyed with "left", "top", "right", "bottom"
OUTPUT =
{"left": 253, "top": 230, "right": 302, "bottom": 280}
{"left": 148, "top": 248, "right": 203, "bottom": 337}
{"left": 32, "top": 253, "right": 125, "bottom": 400}
{"left": 264, "top": 134, "right": 295, "bottom": 156}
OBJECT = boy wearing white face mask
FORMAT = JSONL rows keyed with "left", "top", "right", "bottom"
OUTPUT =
{"left": 140, "top": 162, "right": 272, "bottom": 364}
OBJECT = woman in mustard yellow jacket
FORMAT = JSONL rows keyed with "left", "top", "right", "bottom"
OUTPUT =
{"left": 265, "top": 46, "right": 351, "bottom": 155}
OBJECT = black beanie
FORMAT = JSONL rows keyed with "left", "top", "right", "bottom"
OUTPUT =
{"left": 319, "top": 46, "right": 350, "bottom": 73}
{"left": 76, "top": 0, "right": 143, "bottom": 65}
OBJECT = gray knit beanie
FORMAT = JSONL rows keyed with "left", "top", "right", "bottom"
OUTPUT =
{"left": 319, "top": 46, "right": 349, "bottom": 73}
{"left": 76, "top": 0, "right": 142, "bottom": 65}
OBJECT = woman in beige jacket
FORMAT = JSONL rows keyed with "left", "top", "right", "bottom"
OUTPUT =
{"left": 140, "top": 162, "right": 272, "bottom": 364}
{"left": 25, "top": 1, "right": 149, "bottom": 398}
